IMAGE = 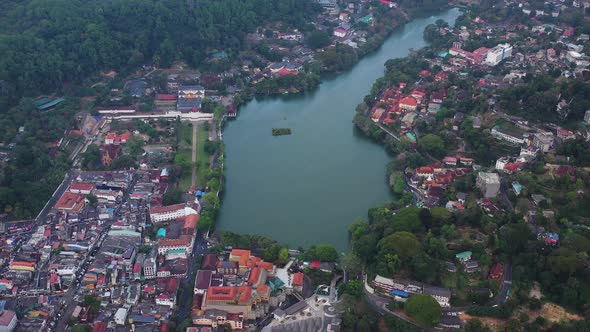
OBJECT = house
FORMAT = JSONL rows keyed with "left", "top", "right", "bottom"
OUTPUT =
{"left": 416, "top": 167, "right": 434, "bottom": 178}
{"left": 292, "top": 273, "right": 304, "bottom": 292}
{"left": 105, "top": 132, "right": 131, "bottom": 145}
{"left": 489, "top": 263, "right": 503, "bottom": 280}
{"left": 455, "top": 251, "right": 472, "bottom": 262}
{"left": 443, "top": 156, "right": 457, "bottom": 167}
{"left": 476, "top": 172, "right": 500, "bottom": 198}
{"left": 156, "top": 293, "right": 175, "bottom": 308}
{"left": 464, "top": 260, "right": 479, "bottom": 273}
{"left": 334, "top": 29, "right": 347, "bottom": 38}
{"left": 399, "top": 97, "right": 417, "bottom": 111}
{"left": 557, "top": 128, "right": 575, "bottom": 140}
{"left": 423, "top": 286, "right": 452, "bottom": 307}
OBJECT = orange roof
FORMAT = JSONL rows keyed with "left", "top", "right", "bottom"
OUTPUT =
{"left": 399, "top": 96, "right": 417, "bottom": 107}
{"left": 257, "top": 284, "right": 270, "bottom": 295}
{"left": 10, "top": 261, "right": 35, "bottom": 267}
{"left": 231, "top": 249, "right": 251, "bottom": 267}
{"left": 207, "top": 286, "right": 251, "bottom": 304}
{"left": 416, "top": 166, "right": 434, "bottom": 174}
{"left": 183, "top": 214, "right": 199, "bottom": 230}
{"left": 257, "top": 261, "right": 274, "bottom": 271}
{"left": 248, "top": 268, "right": 261, "bottom": 284}
{"left": 69, "top": 182, "right": 95, "bottom": 192}
{"left": 54, "top": 192, "right": 85, "bottom": 212}
{"left": 292, "top": 273, "right": 304, "bottom": 286}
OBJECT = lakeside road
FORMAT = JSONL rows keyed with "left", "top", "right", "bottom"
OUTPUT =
{"left": 218, "top": 8, "right": 462, "bottom": 250}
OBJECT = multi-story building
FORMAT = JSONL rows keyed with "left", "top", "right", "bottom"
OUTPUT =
{"left": 149, "top": 204, "right": 191, "bottom": 223}
{"left": 585, "top": 110, "right": 590, "bottom": 125}
{"left": 0, "top": 310, "right": 17, "bottom": 332}
{"left": 533, "top": 132, "right": 554, "bottom": 153}
{"left": 476, "top": 172, "right": 501, "bottom": 198}
{"left": 485, "top": 44, "right": 513, "bottom": 66}
{"left": 491, "top": 126, "right": 525, "bottom": 145}
{"left": 143, "top": 257, "right": 156, "bottom": 279}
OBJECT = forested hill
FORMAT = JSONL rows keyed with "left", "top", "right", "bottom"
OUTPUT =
{"left": 0, "top": 0, "right": 321, "bottom": 106}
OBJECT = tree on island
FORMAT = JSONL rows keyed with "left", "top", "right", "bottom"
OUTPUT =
{"left": 405, "top": 294, "right": 441, "bottom": 327}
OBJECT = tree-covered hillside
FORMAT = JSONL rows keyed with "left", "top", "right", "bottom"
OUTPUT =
{"left": 0, "top": 0, "right": 321, "bottom": 107}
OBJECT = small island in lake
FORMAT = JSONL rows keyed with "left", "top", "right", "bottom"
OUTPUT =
{"left": 272, "top": 128, "right": 292, "bottom": 136}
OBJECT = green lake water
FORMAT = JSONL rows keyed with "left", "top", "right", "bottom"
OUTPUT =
{"left": 218, "top": 8, "right": 461, "bottom": 250}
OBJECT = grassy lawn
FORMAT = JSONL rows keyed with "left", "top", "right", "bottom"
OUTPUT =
{"left": 175, "top": 122, "right": 194, "bottom": 192}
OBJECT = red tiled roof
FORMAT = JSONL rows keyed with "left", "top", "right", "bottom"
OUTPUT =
{"left": 156, "top": 94, "right": 177, "bottom": 101}
{"left": 69, "top": 182, "right": 95, "bottom": 192}
{"left": 399, "top": 96, "right": 417, "bottom": 107}
{"left": 292, "top": 273, "right": 304, "bottom": 286}
{"left": 248, "top": 268, "right": 261, "bottom": 284}
{"left": 310, "top": 260, "right": 321, "bottom": 269}
{"left": 416, "top": 166, "right": 434, "bottom": 174}
{"left": 489, "top": 263, "right": 503, "bottom": 279}
{"left": 54, "top": 192, "right": 85, "bottom": 212}
{"left": 183, "top": 214, "right": 199, "bottom": 230}
{"left": 231, "top": 249, "right": 251, "bottom": 267}
{"left": 92, "top": 322, "right": 107, "bottom": 332}
{"left": 207, "top": 286, "right": 252, "bottom": 304}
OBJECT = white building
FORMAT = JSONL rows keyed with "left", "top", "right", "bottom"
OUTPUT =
{"left": 143, "top": 257, "right": 156, "bottom": 279}
{"left": 156, "top": 293, "right": 175, "bottom": 308}
{"left": 476, "top": 172, "right": 501, "bottom": 198}
{"left": 0, "top": 310, "right": 17, "bottom": 332}
{"left": 533, "top": 132, "right": 554, "bottom": 153}
{"left": 491, "top": 127, "right": 525, "bottom": 145}
{"left": 56, "top": 266, "right": 77, "bottom": 276}
{"left": 114, "top": 308, "right": 128, "bottom": 325}
{"left": 585, "top": 110, "right": 590, "bottom": 125}
{"left": 485, "top": 44, "right": 513, "bottom": 66}
{"left": 149, "top": 204, "right": 195, "bottom": 223}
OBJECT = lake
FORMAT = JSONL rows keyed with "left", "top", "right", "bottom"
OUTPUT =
{"left": 218, "top": 8, "right": 461, "bottom": 250}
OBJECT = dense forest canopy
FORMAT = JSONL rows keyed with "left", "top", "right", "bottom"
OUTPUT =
{"left": 0, "top": 0, "right": 322, "bottom": 107}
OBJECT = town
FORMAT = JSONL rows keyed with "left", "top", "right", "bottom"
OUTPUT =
{"left": 0, "top": 0, "right": 590, "bottom": 331}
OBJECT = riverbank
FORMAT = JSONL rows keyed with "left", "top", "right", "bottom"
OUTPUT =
{"left": 216, "top": 8, "right": 462, "bottom": 250}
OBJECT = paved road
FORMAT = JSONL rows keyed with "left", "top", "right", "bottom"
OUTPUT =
{"left": 363, "top": 287, "right": 426, "bottom": 330}
{"left": 491, "top": 260, "right": 513, "bottom": 305}
{"left": 36, "top": 170, "right": 79, "bottom": 222}
{"left": 176, "top": 232, "right": 209, "bottom": 322}
{"left": 191, "top": 123, "right": 198, "bottom": 188}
